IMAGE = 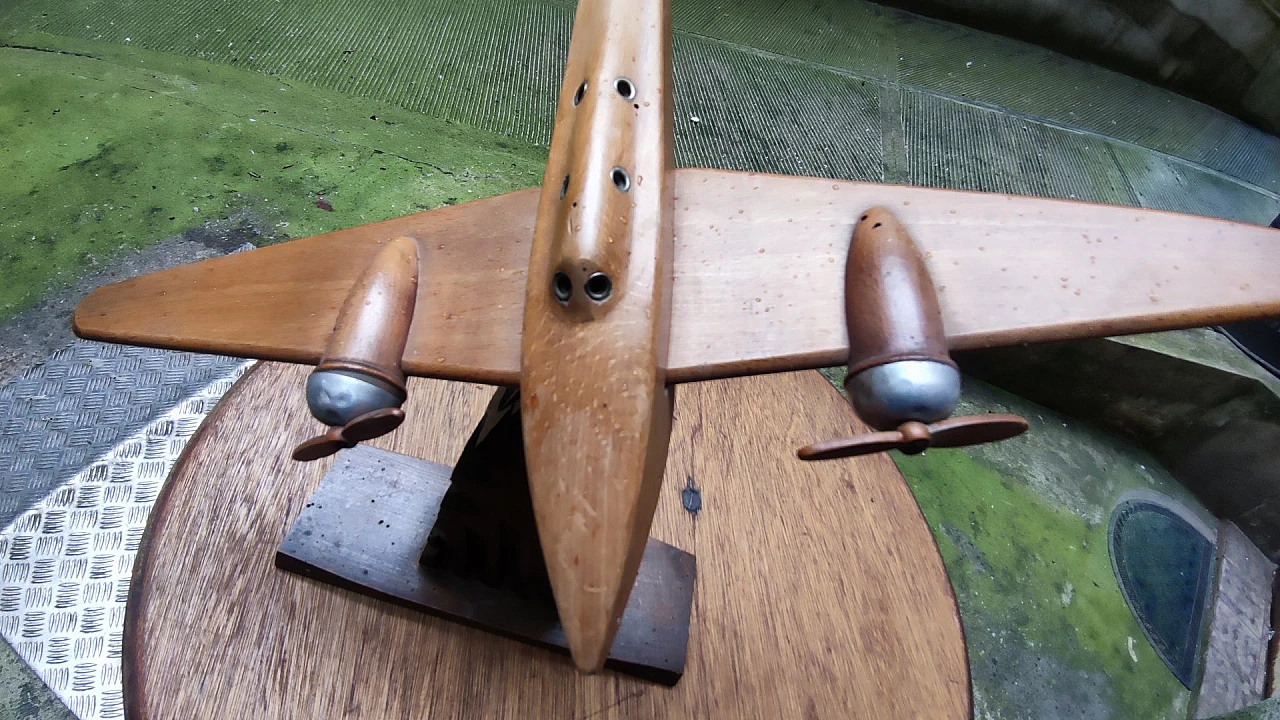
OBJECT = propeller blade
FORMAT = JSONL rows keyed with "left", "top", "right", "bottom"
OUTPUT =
{"left": 342, "top": 407, "right": 406, "bottom": 442}
{"left": 292, "top": 428, "right": 351, "bottom": 462}
{"left": 797, "top": 414, "right": 1028, "bottom": 461}
{"left": 926, "top": 414, "right": 1029, "bottom": 448}
{"left": 797, "top": 430, "right": 906, "bottom": 461}
{"left": 290, "top": 407, "right": 407, "bottom": 462}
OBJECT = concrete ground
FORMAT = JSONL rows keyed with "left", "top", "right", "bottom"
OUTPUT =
{"left": 1, "top": 0, "right": 1278, "bottom": 717}
{"left": 0, "top": 641, "right": 67, "bottom": 720}
{"left": 1217, "top": 697, "right": 1280, "bottom": 720}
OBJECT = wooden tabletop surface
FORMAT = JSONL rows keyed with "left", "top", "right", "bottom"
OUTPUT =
{"left": 125, "top": 363, "right": 970, "bottom": 718}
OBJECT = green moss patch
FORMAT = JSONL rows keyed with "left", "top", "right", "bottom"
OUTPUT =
{"left": 0, "top": 36, "right": 546, "bottom": 322}
{"left": 892, "top": 381, "right": 1194, "bottom": 719}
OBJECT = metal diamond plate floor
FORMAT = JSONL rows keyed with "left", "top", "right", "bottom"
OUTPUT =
{"left": 0, "top": 362, "right": 251, "bottom": 719}
{"left": 0, "top": 345, "right": 248, "bottom": 531}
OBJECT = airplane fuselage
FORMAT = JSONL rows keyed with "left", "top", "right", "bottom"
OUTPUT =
{"left": 518, "top": 0, "right": 676, "bottom": 671}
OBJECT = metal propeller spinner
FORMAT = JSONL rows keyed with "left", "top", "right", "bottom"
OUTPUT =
{"left": 292, "top": 372, "right": 408, "bottom": 460}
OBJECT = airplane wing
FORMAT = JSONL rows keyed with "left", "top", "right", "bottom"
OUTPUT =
{"left": 665, "top": 169, "right": 1280, "bottom": 382}
{"left": 74, "top": 188, "right": 537, "bottom": 385}
{"left": 74, "top": 169, "right": 1280, "bottom": 384}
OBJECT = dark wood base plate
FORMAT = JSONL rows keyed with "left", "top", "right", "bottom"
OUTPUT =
{"left": 274, "top": 445, "right": 696, "bottom": 686}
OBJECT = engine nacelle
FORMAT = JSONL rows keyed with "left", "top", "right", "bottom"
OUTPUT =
{"left": 292, "top": 235, "right": 419, "bottom": 462}
{"left": 798, "top": 208, "right": 1027, "bottom": 461}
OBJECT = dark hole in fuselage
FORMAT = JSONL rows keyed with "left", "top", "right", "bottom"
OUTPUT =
{"left": 552, "top": 272, "right": 572, "bottom": 303}
{"left": 614, "top": 77, "right": 635, "bottom": 100}
{"left": 585, "top": 272, "right": 613, "bottom": 302}
{"left": 559, "top": 174, "right": 570, "bottom": 199}
{"left": 610, "top": 167, "right": 630, "bottom": 193}
{"left": 573, "top": 80, "right": 587, "bottom": 106}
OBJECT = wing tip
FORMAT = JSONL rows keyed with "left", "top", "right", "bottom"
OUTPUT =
{"left": 71, "top": 284, "right": 120, "bottom": 341}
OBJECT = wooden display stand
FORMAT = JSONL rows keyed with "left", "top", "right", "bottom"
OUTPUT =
{"left": 275, "top": 385, "right": 697, "bottom": 685}
{"left": 123, "top": 362, "right": 970, "bottom": 718}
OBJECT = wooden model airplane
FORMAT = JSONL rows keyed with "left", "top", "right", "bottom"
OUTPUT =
{"left": 73, "top": 0, "right": 1280, "bottom": 675}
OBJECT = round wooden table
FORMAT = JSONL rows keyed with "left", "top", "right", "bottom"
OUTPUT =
{"left": 124, "top": 363, "right": 969, "bottom": 718}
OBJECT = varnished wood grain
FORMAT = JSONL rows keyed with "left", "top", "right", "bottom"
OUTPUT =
{"left": 519, "top": 0, "right": 676, "bottom": 670}
{"left": 126, "top": 364, "right": 970, "bottom": 719}
{"left": 667, "top": 169, "right": 1280, "bottom": 380}
{"left": 75, "top": 189, "right": 539, "bottom": 385}
{"left": 843, "top": 207, "right": 954, "bottom": 376}
{"left": 316, "top": 235, "right": 419, "bottom": 393}
{"left": 76, "top": 169, "right": 1280, "bottom": 387}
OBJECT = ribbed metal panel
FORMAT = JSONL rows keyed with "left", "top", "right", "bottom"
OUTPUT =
{"left": 3, "top": 0, "right": 1275, "bottom": 193}
{"left": 670, "top": 0, "right": 891, "bottom": 78}
{"left": 891, "top": 12, "right": 1280, "bottom": 194}
{"left": 672, "top": 35, "right": 884, "bottom": 179}
{"left": 0, "top": 344, "right": 245, "bottom": 529}
{"left": 1111, "top": 144, "right": 1280, "bottom": 224}
{"left": 0, "top": 365, "right": 249, "bottom": 720}
{"left": 906, "top": 91, "right": 1014, "bottom": 193}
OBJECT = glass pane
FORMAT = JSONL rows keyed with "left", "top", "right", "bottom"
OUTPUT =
{"left": 1110, "top": 501, "right": 1215, "bottom": 688}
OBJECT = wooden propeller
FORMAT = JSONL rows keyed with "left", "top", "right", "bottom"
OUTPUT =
{"left": 291, "top": 407, "right": 408, "bottom": 461}
{"left": 799, "top": 208, "right": 1028, "bottom": 460}
{"left": 799, "top": 414, "right": 1028, "bottom": 460}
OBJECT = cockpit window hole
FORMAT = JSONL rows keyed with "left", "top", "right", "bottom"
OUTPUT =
{"left": 585, "top": 272, "right": 613, "bottom": 302}
{"left": 610, "top": 167, "right": 630, "bottom": 193}
{"left": 552, "top": 272, "right": 572, "bottom": 304}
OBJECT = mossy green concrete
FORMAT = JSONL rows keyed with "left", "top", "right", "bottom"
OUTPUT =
{"left": 0, "top": 35, "right": 545, "bottom": 323}
{"left": 891, "top": 380, "right": 1202, "bottom": 719}
{"left": 0, "top": 640, "right": 72, "bottom": 720}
